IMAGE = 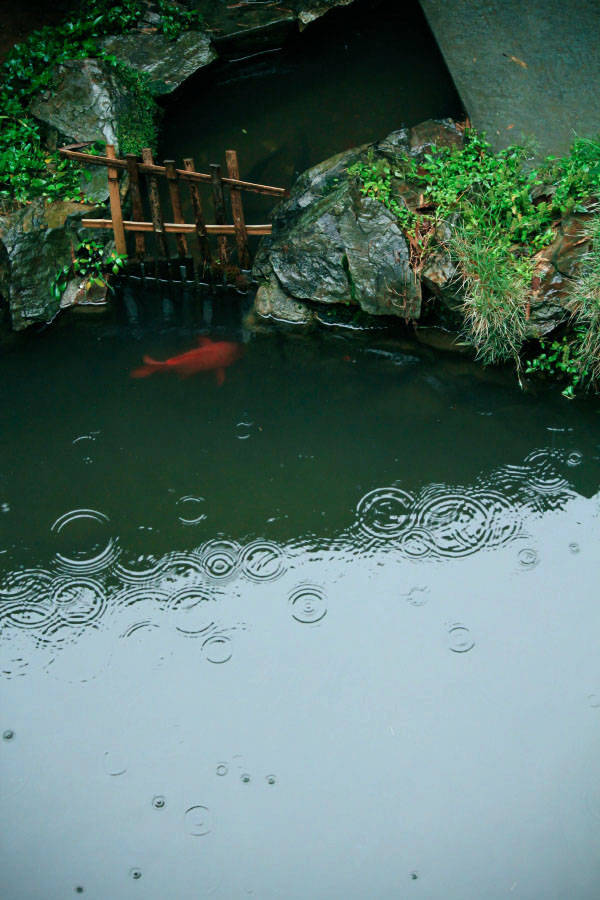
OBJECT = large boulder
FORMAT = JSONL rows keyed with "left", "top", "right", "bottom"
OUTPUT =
{"left": 0, "top": 200, "right": 101, "bottom": 330}
{"left": 29, "top": 59, "right": 130, "bottom": 150}
{"left": 101, "top": 30, "right": 217, "bottom": 96}
{"left": 253, "top": 121, "right": 466, "bottom": 323}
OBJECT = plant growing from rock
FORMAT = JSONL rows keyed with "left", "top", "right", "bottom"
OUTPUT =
{"left": 51, "top": 238, "right": 127, "bottom": 301}
{"left": 348, "top": 129, "right": 600, "bottom": 384}
{"left": 0, "top": 1, "right": 203, "bottom": 204}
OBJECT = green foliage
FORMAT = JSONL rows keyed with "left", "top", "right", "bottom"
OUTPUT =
{"left": 414, "top": 131, "right": 600, "bottom": 250}
{"left": 51, "top": 238, "right": 127, "bottom": 300}
{"left": 110, "top": 61, "right": 159, "bottom": 156}
{"left": 451, "top": 227, "right": 531, "bottom": 366}
{"left": 525, "top": 335, "right": 584, "bottom": 398}
{"left": 348, "top": 153, "right": 415, "bottom": 233}
{"left": 564, "top": 215, "right": 600, "bottom": 388}
{"left": 0, "top": 1, "right": 203, "bottom": 203}
{"left": 526, "top": 217, "right": 600, "bottom": 396}
{"left": 348, "top": 130, "right": 600, "bottom": 378}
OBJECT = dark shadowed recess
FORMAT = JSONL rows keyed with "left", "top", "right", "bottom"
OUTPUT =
{"left": 159, "top": 0, "right": 464, "bottom": 226}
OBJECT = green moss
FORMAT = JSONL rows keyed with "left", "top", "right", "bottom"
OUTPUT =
{"left": 112, "top": 63, "right": 159, "bottom": 156}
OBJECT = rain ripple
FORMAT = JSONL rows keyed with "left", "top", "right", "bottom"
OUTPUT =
{"left": 51, "top": 509, "right": 118, "bottom": 575}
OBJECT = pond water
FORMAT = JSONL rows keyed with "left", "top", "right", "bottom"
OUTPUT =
{"left": 1, "top": 299, "right": 600, "bottom": 899}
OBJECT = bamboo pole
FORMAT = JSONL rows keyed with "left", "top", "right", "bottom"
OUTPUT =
{"left": 183, "top": 157, "right": 212, "bottom": 269}
{"left": 105, "top": 144, "right": 127, "bottom": 256}
{"left": 210, "top": 163, "right": 229, "bottom": 266}
{"left": 125, "top": 153, "right": 145, "bottom": 258}
{"left": 225, "top": 150, "right": 251, "bottom": 269}
{"left": 81, "top": 219, "right": 272, "bottom": 235}
{"left": 164, "top": 159, "right": 188, "bottom": 258}
{"left": 141, "top": 148, "right": 168, "bottom": 260}
{"left": 58, "top": 148, "right": 288, "bottom": 197}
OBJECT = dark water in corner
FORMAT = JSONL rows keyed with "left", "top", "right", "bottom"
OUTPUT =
{"left": 160, "top": 0, "right": 463, "bottom": 227}
{"left": 1, "top": 299, "right": 600, "bottom": 899}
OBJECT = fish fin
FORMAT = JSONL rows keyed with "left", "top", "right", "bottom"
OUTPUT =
{"left": 142, "top": 355, "right": 161, "bottom": 366}
{"left": 215, "top": 367, "right": 226, "bottom": 386}
{"left": 197, "top": 336, "right": 212, "bottom": 347}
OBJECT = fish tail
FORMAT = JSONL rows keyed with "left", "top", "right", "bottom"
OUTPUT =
{"left": 130, "top": 356, "right": 165, "bottom": 378}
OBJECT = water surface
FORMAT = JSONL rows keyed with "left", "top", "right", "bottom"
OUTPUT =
{"left": 1, "top": 305, "right": 600, "bottom": 898}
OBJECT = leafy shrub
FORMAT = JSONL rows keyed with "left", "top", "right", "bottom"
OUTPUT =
{"left": 51, "top": 238, "right": 127, "bottom": 300}
{"left": 348, "top": 129, "right": 600, "bottom": 378}
{"left": 0, "top": 1, "right": 203, "bottom": 204}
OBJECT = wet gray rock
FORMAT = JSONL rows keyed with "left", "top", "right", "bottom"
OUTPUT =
{"left": 255, "top": 279, "right": 315, "bottom": 324}
{"left": 298, "top": 0, "right": 355, "bottom": 27}
{"left": 527, "top": 214, "right": 592, "bottom": 337}
{"left": 101, "top": 31, "right": 217, "bottom": 96}
{"left": 0, "top": 200, "right": 101, "bottom": 330}
{"left": 30, "top": 59, "right": 130, "bottom": 150}
{"left": 253, "top": 123, "right": 466, "bottom": 324}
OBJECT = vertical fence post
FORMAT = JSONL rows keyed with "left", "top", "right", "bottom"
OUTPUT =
{"left": 164, "top": 160, "right": 188, "bottom": 259}
{"left": 225, "top": 150, "right": 250, "bottom": 270}
{"left": 210, "top": 163, "right": 229, "bottom": 266}
{"left": 141, "top": 147, "right": 168, "bottom": 261}
{"left": 183, "top": 157, "right": 212, "bottom": 274}
{"left": 105, "top": 144, "right": 127, "bottom": 257}
{"left": 125, "top": 153, "right": 145, "bottom": 259}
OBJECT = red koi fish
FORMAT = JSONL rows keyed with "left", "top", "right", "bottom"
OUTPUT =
{"left": 131, "top": 336, "right": 242, "bottom": 385}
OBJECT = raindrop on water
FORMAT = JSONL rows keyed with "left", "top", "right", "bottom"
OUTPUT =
{"left": 240, "top": 540, "right": 286, "bottom": 582}
{"left": 402, "top": 586, "right": 430, "bottom": 607}
{"left": 176, "top": 496, "right": 206, "bottom": 526}
{"left": 409, "top": 871, "right": 419, "bottom": 881}
{"left": 103, "top": 750, "right": 127, "bottom": 777}
{"left": 74, "top": 887, "right": 84, "bottom": 894}
{"left": 356, "top": 487, "right": 414, "bottom": 540}
{"left": 289, "top": 584, "right": 327, "bottom": 624}
{"left": 200, "top": 539, "right": 240, "bottom": 581}
{"left": 568, "top": 542, "right": 580, "bottom": 554}
{"left": 567, "top": 450, "right": 583, "bottom": 467}
{"left": 51, "top": 509, "right": 117, "bottom": 575}
{"left": 266, "top": 775, "right": 276, "bottom": 785}
{"left": 518, "top": 547, "right": 539, "bottom": 569}
{"left": 184, "top": 805, "right": 212, "bottom": 836}
{"left": 241, "top": 773, "right": 251, "bottom": 784}
{"left": 216, "top": 764, "right": 228, "bottom": 777}
{"left": 202, "top": 634, "right": 233, "bottom": 664}
{"left": 152, "top": 795, "right": 166, "bottom": 809}
{"left": 129, "top": 868, "right": 142, "bottom": 881}
{"left": 3, "top": 729, "right": 15, "bottom": 741}
{"left": 1, "top": 503, "right": 10, "bottom": 513}
{"left": 447, "top": 623, "right": 475, "bottom": 654}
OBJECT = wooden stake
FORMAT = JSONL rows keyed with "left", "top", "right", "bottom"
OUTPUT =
{"left": 106, "top": 144, "right": 127, "bottom": 256}
{"left": 210, "top": 163, "right": 229, "bottom": 266}
{"left": 183, "top": 157, "right": 212, "bottom": 270}
{"left": 164, "top": 159, "right": 188, "bottom": 258}
{"left": 141, "top": 147, "right": 168, "bottom": 260}
{"left": 125, "top": 153, "right": 145, "bottom": 258}
{"left": 225, "top": 150, "right": 251, "bottom": 269}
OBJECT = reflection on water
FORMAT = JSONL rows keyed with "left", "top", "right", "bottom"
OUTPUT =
{"left": 1, "top": 315, "right": 600, "bottom": 898}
